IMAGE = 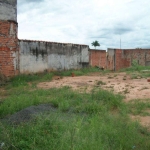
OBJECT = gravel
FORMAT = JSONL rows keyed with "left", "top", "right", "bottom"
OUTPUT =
{"left": 2, "top": 104, "right": 57, "bottom": 125}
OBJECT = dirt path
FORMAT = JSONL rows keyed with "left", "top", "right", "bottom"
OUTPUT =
{"left": 38, "top": 72, "right": 150, "bottom": 129}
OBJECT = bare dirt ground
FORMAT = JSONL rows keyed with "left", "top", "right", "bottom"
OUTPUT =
{"left": 38, "top": 72, "right": 150, "bottom": 101}
{"left": 38, "top": 72, "right": 150, "bottom": 128}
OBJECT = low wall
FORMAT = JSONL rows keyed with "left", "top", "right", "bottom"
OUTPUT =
{"left": 19, "top": 40, "right": 89, "bottom": 74}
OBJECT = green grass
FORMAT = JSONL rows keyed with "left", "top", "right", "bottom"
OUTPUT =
{"left": 128, "top": 99, "right": 150, "bottom": 116}
{"left": 121, "top": 65, "right": 150, "bottom": 72}
{"left": 0, "top": 87, "right": 124, "bottom": 118}
{"left": 6, "top": 67, "right": 101, "bottom": 88}
{"left": 120, "top": 63, "right": 150, "bottom": 80}
{"left": 1, "top": 112, "right": 150, "bottom": 150}
{"left": 0, "top": 69, "right": 150, "bottom": 150}
{"left": 54, "top": 67, "right": 104, "bottom": 76}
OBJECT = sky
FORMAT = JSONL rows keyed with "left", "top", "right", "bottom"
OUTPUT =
{"left": 18, "top": 0, "right": 150, "bottom": 50}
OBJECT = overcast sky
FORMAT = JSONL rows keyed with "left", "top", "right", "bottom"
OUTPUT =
{"left": 18, "top": 0, "right": 150, "bottom": 50}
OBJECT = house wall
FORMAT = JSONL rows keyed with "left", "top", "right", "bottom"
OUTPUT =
{"left": 19, "top": 40, "right": 89, "bottom": 74}
{"left": 0, "top": 0, "right": 19, "bottom": 77}
{"left": 89, "top": 49, "right": 106, "bottom": 68}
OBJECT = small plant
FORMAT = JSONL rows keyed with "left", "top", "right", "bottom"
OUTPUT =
{"left": 96, "top": 81, "right": 106, "bottom": 86}
{"left": 140, "top": 87, "right": 149, "bottom": 90}
{"left": 108, "top": 76, "right": 113, "bottom": 79}
{"left": 114, "top": 74, "right": 118, "bottom": 77}
{"left": 123, "top": 88, "right": 129, "bottom": 94}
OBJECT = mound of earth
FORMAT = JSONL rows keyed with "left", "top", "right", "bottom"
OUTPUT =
{"left": 2, "top": 104, "right": 57, "bottom": 125}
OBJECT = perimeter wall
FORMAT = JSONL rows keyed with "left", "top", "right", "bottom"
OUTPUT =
{"left": 19, "top": 40, "right": 89, "bottom": 74}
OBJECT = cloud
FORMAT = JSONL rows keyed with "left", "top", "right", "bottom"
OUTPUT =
{"left": 18, "top": 0, "right": 150, "bottom": 50}
{"left": 18, "top": 0, "right": 45, "bottom": 4}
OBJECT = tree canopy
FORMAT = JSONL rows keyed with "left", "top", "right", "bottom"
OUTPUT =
{"left": 91, "top": 40, "right": 100, "bottom": 49}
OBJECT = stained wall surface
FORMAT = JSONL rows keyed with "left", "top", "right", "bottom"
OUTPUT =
{"left": 19, "top": 40, "right": 89, "bottom": 73}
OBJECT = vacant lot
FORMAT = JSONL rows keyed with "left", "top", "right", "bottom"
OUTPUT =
{"left": 0, "top": 67, "right": 150, "bottom": 150}
{"left": 38, "top": 72, "right": 150, "bottom": 128}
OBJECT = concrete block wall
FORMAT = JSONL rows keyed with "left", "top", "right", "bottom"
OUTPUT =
{"left": 0, "top": 0, "right": 19, "bottom": 77}
{"left": 107, "top": 48, "right": 115, "bottom": 71}
{"left": 89, "top": 49, "right": 106, "bottom": 68}
{"left": 19, "top": 40, "right": 89, "bottom": 74}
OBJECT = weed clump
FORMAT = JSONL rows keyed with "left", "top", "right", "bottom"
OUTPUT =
{"left": 0, "top": 74, "right": 7, "bottom": 86}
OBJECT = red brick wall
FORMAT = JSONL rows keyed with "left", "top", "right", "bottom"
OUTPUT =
{"left": 123, "top": 49, "right": 150, "bottom": 66}
{"left": 0, "top": 21, "right": 19, "bottom": 77}
{"left": 115, "top": 49, "right": 130, "bottom": 71}
{"left": 89, "top": 49, "right": 106, "bottom": 68}
{"left": 107, "top": 49, "right": 150, "bottom": 71}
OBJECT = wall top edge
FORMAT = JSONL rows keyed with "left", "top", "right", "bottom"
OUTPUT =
{"left": 107, "top": 48, "right": 150, "bottom": 50}
{"left": 122, "top": 49, "right": 150, "bottom": 50}
{"left": 89, "top": 49, "right": 106, "bottom": 51}
{"left": 0, "top": 20, "right": 18, "bottom": 24}
{"left": 19, "top": 39, "right": 89, "bottom": 46}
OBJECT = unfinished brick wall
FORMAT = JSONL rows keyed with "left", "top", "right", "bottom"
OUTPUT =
{"left": 107, "top": 49, "right": 150, "bottom": 71}
{"left": 115, "top": 49, "right": 130, "bottom": 71}
{"left": 0, "top": 21, "right": 19, "bottom": 77}
{"left": 123, "top": 49, "right": 150, "bottom": 66}
{"left": 89, "top": 49, "right": 106, "bottom": 68}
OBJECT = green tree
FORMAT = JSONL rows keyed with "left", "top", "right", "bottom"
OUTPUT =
{"left": 91, "top": 40, "right": 100, "bottom": 49}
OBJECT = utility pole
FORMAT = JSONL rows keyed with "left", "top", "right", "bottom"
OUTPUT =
{"left": 120, "top": 35, "right": 121, "bottom": 50}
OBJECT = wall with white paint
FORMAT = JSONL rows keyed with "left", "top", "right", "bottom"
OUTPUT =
{"left": 19, "top": 40, "right": 89, "bottom": 74}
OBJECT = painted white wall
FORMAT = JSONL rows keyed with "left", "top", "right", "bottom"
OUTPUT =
{"left": 20, "top": 55, "right": 48, "bottom": 73}
{"left": 19, "top": 41, "right": 48, "bottom": 73}
{"left": 19, "top": 40, "right": 89, "bottom": 74}
{"left": 81, "top": 47, "right": 89, "bottom": 62}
